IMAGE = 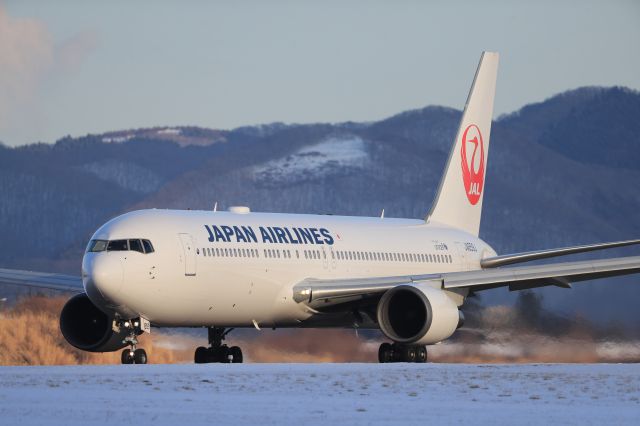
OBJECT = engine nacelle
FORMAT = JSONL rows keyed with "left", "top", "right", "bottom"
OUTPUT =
{"left": 376, "top": 283, "right": 460, "bottom": 345}
{"left": 59, "top": 294, "right": 129, "bottom": 352}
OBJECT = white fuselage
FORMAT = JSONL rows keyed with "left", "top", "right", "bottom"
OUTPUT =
{"left": 82, "top": 209, "right": 496, "bottom": 328}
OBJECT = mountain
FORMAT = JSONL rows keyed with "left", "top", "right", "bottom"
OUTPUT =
{"left": 1, "top": 86, "right": 639, "bottom": 324}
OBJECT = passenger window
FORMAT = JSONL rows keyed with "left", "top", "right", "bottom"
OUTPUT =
{"left": 88, "top": 240, "right": 108, "bottom": 252}
{"left": 129, "top": 239, "right": 144, "bottom": 253}
{"left": 107, "top": 240, "right": 128, "bottom": 251}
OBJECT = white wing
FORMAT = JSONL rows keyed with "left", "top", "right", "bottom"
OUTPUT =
{"left": 293, "top": 255, "right": 640, "bottom": 309}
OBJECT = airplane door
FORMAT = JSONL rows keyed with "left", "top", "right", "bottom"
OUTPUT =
{"left": 178, "top": 233, "right": 197, "bottom": 276}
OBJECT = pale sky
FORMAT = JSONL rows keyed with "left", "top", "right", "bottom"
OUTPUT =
{"left": 1, "top": 0, "right": 639, "bottom": 146}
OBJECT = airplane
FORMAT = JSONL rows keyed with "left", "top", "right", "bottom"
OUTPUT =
{"left": 2, "top": 51, "right": 640, "bottom": 364}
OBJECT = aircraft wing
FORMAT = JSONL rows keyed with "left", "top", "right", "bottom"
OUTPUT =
{"left": 0, "top": 268, "right": 83, "bottom": 293}
{"left": 293, "top": 255, "right": 640, "bottom": 309}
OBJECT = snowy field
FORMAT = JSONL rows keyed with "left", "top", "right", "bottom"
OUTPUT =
{"left": 0, "top": 363, "right": 638, "bottom": 425}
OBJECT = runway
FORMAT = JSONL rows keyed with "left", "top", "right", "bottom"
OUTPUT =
{"left": 0, "top": 363, "right": 638, "bottom": 425}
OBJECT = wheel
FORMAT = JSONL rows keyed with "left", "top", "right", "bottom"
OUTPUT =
{"left": 401, "top": 345, "right": 417, "bottom": 363}
{"left": 121, "top": 349, "right": 134, "bottom": 364}
{"left": 230, "top": 346, "right": 243, "bottom": 363}
{"left": 217, "top": 345, "right": 231, "bottom": 363}
{"left": 194, "top": 346, "right": 208, "bottom": 364}
{"left": 134, "top": 348, "right": 147, "bottom": 364}
{"left": 416, "top": 346, "right": 427, "bottom": 363}
{"left": 378, "top": 343, "right": 393, "bottom": 363}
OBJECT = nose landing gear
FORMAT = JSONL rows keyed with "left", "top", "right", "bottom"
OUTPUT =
{"left": 119, "top": 319, "right": 148, "bottom": 365}
{"left": 194, "top": 327, "right": 243, "bottom": 363}
{"left": 378, "top": 342, "right": 427, "bottom": 363}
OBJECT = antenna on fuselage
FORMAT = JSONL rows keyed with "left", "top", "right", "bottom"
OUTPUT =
{"left": 380, "top": 209, "right": 385, "bottom": 219}
{"left": 213, "top": 202, "right": 218, "bottom": 212}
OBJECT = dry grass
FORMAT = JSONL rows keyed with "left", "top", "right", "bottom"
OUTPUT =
{"left": 239, "top": 329, "right": 375, "bottom": 363}
{"left": 0, "top": 297, "right": 193, "bottom": 365}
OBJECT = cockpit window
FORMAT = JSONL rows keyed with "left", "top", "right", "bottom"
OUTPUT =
{"left": 129, "top": 239, "right": 144, "bottom": 253}
{"left": 87, "top": 238, "right": 154, "bottom": 253}
{"left": 107, "top": 239, "right": 129, "bottom": 251}
{"left": 88, "top": 240, "right": 108, "bottom": 252}
{"left": 142, "top": 240, "right": 154, "bottom": 253}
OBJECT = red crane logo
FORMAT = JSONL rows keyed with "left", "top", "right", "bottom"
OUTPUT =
{"left": 460, "top": 124, "right": 485, "bottom": 205}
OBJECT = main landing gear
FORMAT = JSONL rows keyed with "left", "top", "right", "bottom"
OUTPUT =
{"left": 119, "top": 319, "right": 147, "bottom": 365}
{"left": 194, "top": 327, "right": 243, "bottom": 364}
{"left": 378, "top": 342, "right": 427, "bottom": 363}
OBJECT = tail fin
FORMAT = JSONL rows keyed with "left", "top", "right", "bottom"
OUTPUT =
{"left": 426, "top": 51, "right": 499, "bottom": 236}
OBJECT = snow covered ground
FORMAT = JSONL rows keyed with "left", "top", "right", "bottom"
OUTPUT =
{"left": 0, "top": 363, "right": 638, "bottom": 425}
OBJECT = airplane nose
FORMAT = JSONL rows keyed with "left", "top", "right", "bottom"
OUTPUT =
{"left": 84, "top": 254, "right": 124, "bottom": 304}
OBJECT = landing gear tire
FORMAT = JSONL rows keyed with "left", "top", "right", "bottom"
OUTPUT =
{"left": 230, "top": 346, "right": 243, "bottom": 363}
{"left": 402, "top": 346, "right": 417, "bottom": 363}
{"left": 134, "top": 349, "right": 147, "bottom": 364}
{"left": 378, "top": 343, "right": 427, "bottom": 363}
{"left": 194, "top": 327, "right": 244, "bottom": 364}
{"left": 378, "top": 342, "right": 393, "bottom": 363}
{"left": 217, "top": 345, "right": 231, "bottom": 363}
{"left": 121, "top": 349, "right": 134, "bottom": 365}
{"left": 194, "top": 346, "right": 208, "bottom": 364}
{"left": 416, "top": 346, "right": 427, "bottom": 363}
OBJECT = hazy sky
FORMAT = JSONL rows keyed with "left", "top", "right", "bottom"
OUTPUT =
{"left": 1, "top": 0, "right": 639, "bottom": 146}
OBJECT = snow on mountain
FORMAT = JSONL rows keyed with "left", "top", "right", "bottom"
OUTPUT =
{"left": 253, "top": 136, "right": 369, "bottom": 183}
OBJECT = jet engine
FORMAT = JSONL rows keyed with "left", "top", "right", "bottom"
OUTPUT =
{"left": 376, "top": 283, "right": 462, "bottom": 345}
{"left": 59, "top": 293, "right": 129, "bottom": 352}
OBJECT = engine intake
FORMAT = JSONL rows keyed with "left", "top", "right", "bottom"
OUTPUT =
{"left": 59, "top": 294, "right": 129, "bottom": 352}
{"left": 377, "top": 283, "right": 460, "bottom": 345}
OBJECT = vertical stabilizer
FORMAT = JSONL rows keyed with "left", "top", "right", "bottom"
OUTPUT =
{"left": 426, "top": 52, "right": 499, "bottom": 236}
